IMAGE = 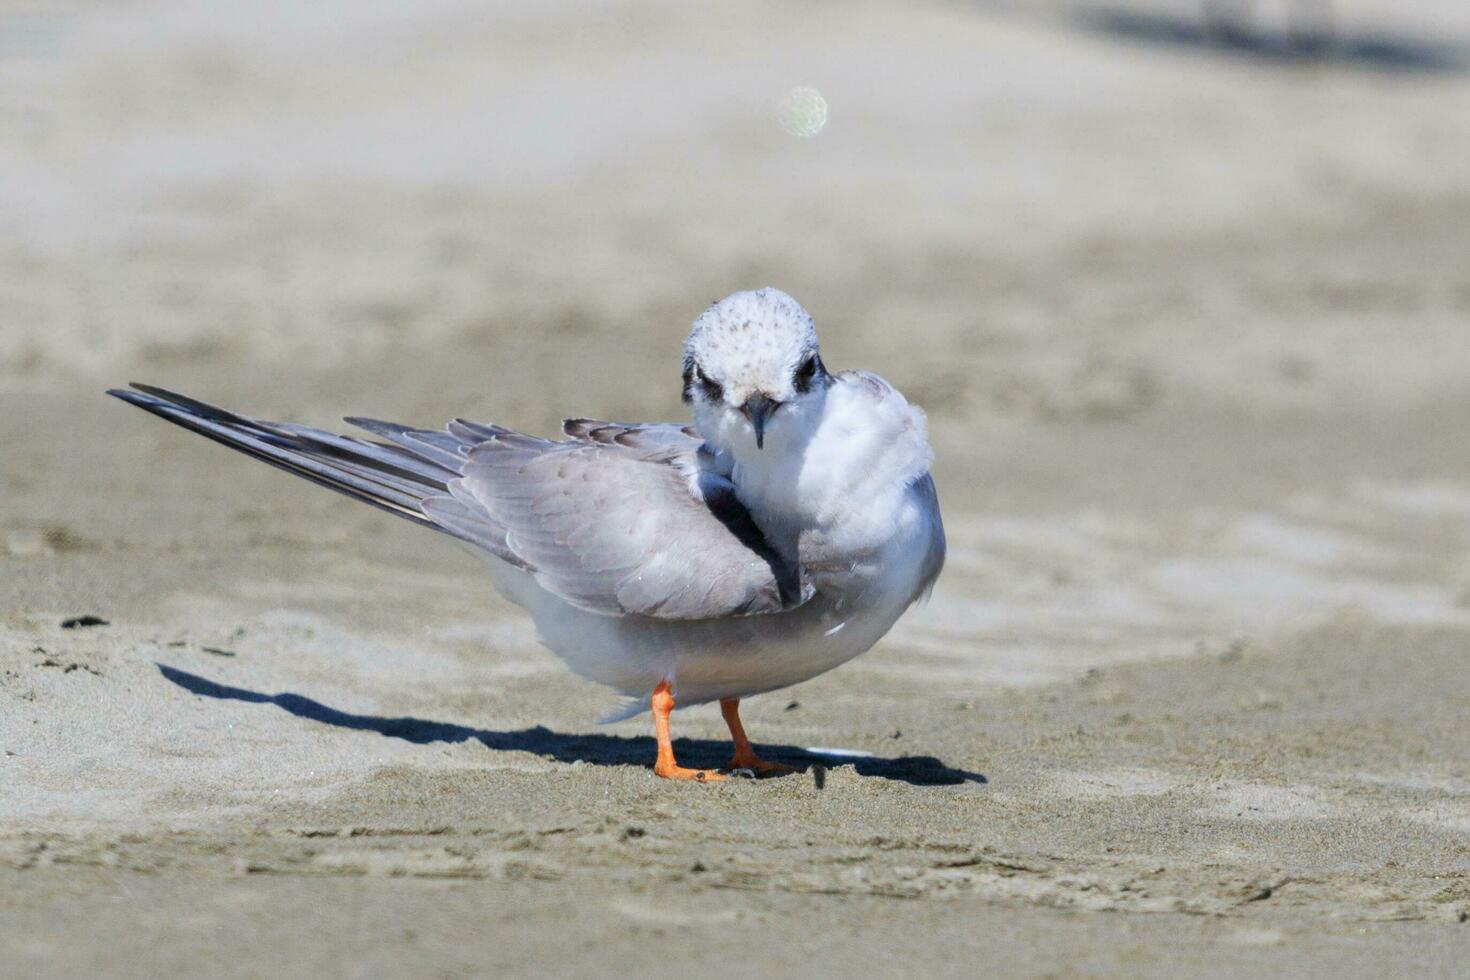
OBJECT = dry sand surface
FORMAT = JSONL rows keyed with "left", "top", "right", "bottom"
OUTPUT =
{"left": 3, "top": 1, "right": 1470, "bottom": 976}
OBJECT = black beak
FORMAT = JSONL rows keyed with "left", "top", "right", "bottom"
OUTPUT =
{"left": 740, "top": 394, "right": 777, "bottom": 449}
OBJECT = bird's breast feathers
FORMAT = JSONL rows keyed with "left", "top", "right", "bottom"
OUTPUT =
{"left": 726, "top": 370, "right": 940, "bottom": 582}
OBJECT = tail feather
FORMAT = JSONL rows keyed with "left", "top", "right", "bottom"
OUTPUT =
{"left": 108, "top": 384, "right": 456, "bottom": 531}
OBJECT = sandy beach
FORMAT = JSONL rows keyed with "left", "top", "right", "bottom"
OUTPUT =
{"left": 3, "top": 1, "right": 1469, "bottom": 975}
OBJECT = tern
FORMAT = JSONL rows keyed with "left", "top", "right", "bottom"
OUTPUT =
{"left": 110, "top": 288, "right": 946, "bottom": 781}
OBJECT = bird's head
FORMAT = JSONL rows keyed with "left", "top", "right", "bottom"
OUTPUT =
{"left": 682, "top": 288, "right": 830, "bottom": 455}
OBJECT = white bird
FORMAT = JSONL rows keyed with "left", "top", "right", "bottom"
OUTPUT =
{"left": 110, "top": 288, "right": 946, "bottom": 781}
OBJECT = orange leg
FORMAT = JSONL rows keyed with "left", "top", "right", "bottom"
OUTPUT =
{"left": 721, "top": 698, "right": 799, "bottom": 776}
{"left": 651, "top": 680, "right": 726, "bottom": 782}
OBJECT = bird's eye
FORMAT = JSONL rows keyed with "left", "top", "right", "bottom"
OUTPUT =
{"left": 794, "top": 353, "right": 821, "bottom": 393}
{"left": 696, "top": 365, "right": 724, "bottom": 402}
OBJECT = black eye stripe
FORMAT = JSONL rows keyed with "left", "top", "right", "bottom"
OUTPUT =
{"left": 793, "top": 353, "right": 821, "bottom": 393}
{"left": 696, "top": 365, "right": 724, "bottom": 401}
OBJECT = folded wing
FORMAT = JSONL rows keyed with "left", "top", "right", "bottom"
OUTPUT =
{"left": 442, "top": 419, "right": 807, "bottom": 619}
{"left": 108, "top": 385, "right": 806, "bottom": 621}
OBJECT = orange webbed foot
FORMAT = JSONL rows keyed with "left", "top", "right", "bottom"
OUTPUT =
{"left": 653, "top": 762, "right": 728, "bottom": 782}
{"left": 720, "top": 697, "right": 800, "bottom": 777}
{"left": 726, "top": 751, "right": 799, "bottom": 777}
{"left": 651, "top": 680, "right": 728, "bottom": 783}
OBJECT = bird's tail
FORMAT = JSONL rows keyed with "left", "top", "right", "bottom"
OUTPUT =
{"left": 106, "top": 383, "right": 460, "bottom": 531}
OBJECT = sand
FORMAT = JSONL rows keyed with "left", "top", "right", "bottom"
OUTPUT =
{"left": 2, "top": 1, "right": 1469, "bottom": 976}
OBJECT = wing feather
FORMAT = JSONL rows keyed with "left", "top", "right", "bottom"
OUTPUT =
{"left": 111, "top": 389, "right": 805, "bottom": 622}
{"left": 458, "top": 428, "right": 807, "bottom": 619}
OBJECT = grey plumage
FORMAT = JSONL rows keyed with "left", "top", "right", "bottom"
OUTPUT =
{"left": 107, "top": 383, "right": 808, "bottom": 622}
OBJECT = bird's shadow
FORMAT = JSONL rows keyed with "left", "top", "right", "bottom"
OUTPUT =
{"left": 158, "top": 664, "right": 986, "bottom": 787}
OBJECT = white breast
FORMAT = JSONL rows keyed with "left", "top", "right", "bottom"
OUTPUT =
{"left": 729, "top": 371, "right": 936, "bottom": 566}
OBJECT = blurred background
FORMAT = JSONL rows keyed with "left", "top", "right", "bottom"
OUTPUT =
{"left": 5, "top": 0, "right": 1469, "bottom": 666}
{"left": 3, "top": 0, "right": 1467, "bottom": 432}
{"left": 3, "top": 2, "right": 1470, "bottom": 971}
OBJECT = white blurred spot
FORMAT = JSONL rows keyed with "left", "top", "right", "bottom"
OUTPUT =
{"left": 777, "top": 86, "right": 828, "bottom": 138}
{"left": 805, "top": 746, "right": 875, "bottom": 758}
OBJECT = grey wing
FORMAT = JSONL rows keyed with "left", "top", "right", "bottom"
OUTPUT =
{"left": 560, "top": 418, "right": 704, "bottom": 458}
{"left": 442, "top": 422, "right": 808, "bottom": 620}
{"left": 109, "top": 386, "right": 804, "bottom": 622}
